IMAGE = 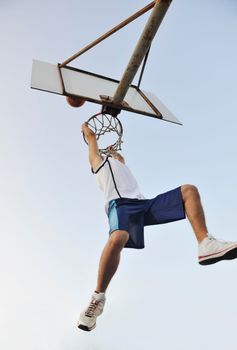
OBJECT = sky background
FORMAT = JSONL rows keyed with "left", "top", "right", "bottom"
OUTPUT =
{"left": 0, "top": 0, "right": 237, "bottom": 349}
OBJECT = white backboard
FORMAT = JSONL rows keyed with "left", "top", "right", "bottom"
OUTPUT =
{"left": 31, "top": 60, "right": 182, "bottom": 125}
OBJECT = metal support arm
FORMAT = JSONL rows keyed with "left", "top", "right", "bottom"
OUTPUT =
{"left": 111, "top": 0, "right": 172, "bottom": 107}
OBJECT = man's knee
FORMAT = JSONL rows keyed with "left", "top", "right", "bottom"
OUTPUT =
{"left": 108, "top": 230, "right": 129, "bottom": 251}
{"left": 181, "top": 184, "right": 200, "bottom": 201}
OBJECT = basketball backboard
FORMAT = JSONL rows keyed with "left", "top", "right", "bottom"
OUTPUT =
{"left": 31, "top": 59, "right": 181, "bottom": 125}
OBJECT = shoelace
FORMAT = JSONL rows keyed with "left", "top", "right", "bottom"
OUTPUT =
{"left": 208, "top": 234, "right": 231, "bottom": 244}
{"left": 207, "top": 234, "right": 215, "bottom": 240}
{"left": 85, "top": 300, "right": 98, "bottom": 318}
{"left": 207, "top": 234, "right": 225, "bottom": 242}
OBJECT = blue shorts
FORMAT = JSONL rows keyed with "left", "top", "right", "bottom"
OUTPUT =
{"left": 107, "top": 187, "right": 186, "bottom": 249}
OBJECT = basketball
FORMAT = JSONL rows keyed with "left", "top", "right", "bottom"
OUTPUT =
{"left": 66, "top": 95, "right": 86, "bottom": 108}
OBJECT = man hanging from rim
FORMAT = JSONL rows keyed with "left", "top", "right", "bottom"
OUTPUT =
{"left": 77, "top": 122, "right": 237, "bottom": 332}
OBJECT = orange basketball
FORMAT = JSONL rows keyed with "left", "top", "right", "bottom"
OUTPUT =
{"left": 66, "top": 95, "right": 86, "bottom": 108}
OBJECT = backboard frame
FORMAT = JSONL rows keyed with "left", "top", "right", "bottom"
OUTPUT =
{"left": 31, "top": 59, "right": 182, "bottom": 125}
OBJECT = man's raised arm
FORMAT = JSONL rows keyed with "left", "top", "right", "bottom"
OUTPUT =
{"left": 81, "top": 123, "right": 103, "bottom": 170}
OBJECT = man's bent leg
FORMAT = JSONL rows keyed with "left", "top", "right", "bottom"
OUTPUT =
{"left": 181, "top": 184, "right": 208, "bottom": 243}
{"left": 96, "top": 230, "right": 129, "bottom": 293}
{"left": 181, "top": 184, "right": 237, "bottom": 265}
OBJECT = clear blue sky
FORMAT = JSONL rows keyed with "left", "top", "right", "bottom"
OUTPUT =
{"left": 0, "top": 1, "right": 237, "bottom": 349}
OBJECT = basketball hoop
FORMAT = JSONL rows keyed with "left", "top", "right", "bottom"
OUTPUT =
{"left": 83, "top": 111, "right": 123, "bottom": 155}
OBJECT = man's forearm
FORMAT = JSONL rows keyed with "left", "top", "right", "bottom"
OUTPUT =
{"left": 87, "top": 136, "right": 102, "bottom": 168}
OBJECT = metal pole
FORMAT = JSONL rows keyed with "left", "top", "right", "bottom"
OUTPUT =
{"left": 111, "top": 0, "right": 172, "bottom": 105}
{"left": 60, "top": 1, "right": 155, "bottom": 68}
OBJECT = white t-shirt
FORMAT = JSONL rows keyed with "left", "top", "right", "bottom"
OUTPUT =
{"left": 93, "top": 157, "right": 145, "bottom": 212}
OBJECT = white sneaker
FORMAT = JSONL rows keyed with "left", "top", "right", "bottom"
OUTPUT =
{"left": 77, "top": 292, "right": 106, "bottom": 331}
{"left": 198, "top": 234, "right": 237, "bottom": 265}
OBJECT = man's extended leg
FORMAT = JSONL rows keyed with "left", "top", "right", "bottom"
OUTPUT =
{"left": 181, "top": 184, "right": 237, "bottom": 265}
{"left": 96, "top": 230, "right": 129, "bottom": 292}
{"left": 78, "top": 230, "right": 129, "bottom": 331}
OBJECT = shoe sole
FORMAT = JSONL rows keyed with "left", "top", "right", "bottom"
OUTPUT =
{"left": 78, "top": 323, "right": 96, "bottom": 332}
{"left": 199, "top": 246, "right": 237, "bottom": 265}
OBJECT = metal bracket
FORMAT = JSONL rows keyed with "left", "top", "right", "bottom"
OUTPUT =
{"left": 100, "top": 95, "right": 130, "bottom": 116}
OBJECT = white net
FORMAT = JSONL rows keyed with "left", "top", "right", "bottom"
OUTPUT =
{"left": 84, "top": 112, "right": 123, "bottom": 155}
